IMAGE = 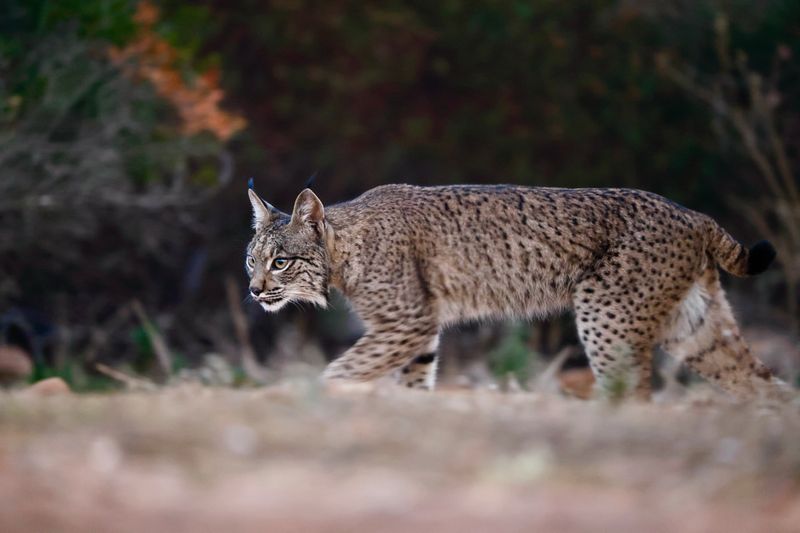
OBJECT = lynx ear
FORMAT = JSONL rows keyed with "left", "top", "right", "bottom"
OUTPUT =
{"left": 248, "top": 188, "right": 279, "bottom": 227}
{"left": 291, "top": 188, "right": 325, "bottom": 227}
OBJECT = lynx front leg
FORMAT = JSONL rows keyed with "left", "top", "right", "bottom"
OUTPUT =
{"left": 397, "top": 336, "right": 440, "bottom": 390}
{"left": 322, "top": 319, "right": 438, "bottom": 384}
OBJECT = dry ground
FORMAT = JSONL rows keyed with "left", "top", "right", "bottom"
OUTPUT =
{"left": 2, "top": 380, "right": 800, "bottom": 533}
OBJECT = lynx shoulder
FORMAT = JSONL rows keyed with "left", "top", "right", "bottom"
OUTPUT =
{"left": 246, "top": 183, "right": 785, "bottom": 400}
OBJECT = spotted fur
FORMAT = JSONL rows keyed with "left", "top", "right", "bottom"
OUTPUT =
{"left": 246, "top": 184, "right": 784, "bottom": 399}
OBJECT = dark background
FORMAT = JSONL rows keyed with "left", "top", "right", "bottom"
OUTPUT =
{"left": 1, "top": 0, "right": 798, "bottom": 388}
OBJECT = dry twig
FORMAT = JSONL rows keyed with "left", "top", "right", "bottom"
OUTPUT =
{"left": 224, "top": 276, "right": 269, "bottom": 384}
{"left": 94, "top": 362, "right": 156, "bottom": 390}
{"left": 658, "top": 14, "right": 800, "bottom": 330}
{"left": 532, "top": 345, "right": 579, "bottom": 394}
{"left": 131, "top": 300, "right": 173, "bottom": 379}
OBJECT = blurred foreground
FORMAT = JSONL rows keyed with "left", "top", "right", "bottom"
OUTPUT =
{"left": 2, "top": 382, "right": 800, "bottom": 533}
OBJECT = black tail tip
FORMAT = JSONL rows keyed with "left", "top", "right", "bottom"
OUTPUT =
{"left": 747, "top": 240, "right": 776, "bottom": 275}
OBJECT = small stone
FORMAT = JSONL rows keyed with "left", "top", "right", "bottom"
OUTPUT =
{"left": 28, "top": 377, "right": 71, "bottom": 396}
{"left": 0, "top": 345, "right": 33, "bottom": 385}
{"left": 559, "top": 367, "right": 595, "bottom": 399}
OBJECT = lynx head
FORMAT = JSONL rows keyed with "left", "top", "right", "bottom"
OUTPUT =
{"left": 245, "top": 186, "right": 330, "bottom": 312}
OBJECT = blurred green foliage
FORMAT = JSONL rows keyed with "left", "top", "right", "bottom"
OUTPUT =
{"left": 30, "top": 357, "right": 118, "bottom": 391}
{"left": 0, "top": 0, "right": 237, "bottom": 385}
{"left": 153, "top": 0, "right": 799, "bottom": 215}
{"left": 145, "top": 2, "right": 748, "bottom": 204}
{"left": 489, "top": 323, "right": 534, "bottom": 385}
{"left": 0, "top": 0, "right": 228, "bottom": 302}
{"left": 0, "top": 0, "right": 136, "bottom": 46}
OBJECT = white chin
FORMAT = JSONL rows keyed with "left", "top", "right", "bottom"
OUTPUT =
{"left": 259, "top": 301, "right": 288, "bottom": 313}
{"left": 258, "top": 294, "right": 326, "bottom": 313}
{"left": 305, "top": 294, "right": 329, "bottom": 309}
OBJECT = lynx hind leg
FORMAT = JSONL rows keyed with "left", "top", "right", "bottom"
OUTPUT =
{"left": 660, "top": 269, "right": 785, "bottom": 399}
{"left": 573, "top": 282, "right": 659, "bottom": 401}
{"left": 396, "top": 337, "right": 440, "bottom": 390}
{"left": 576, "top": 318, "right": 655, "bottom": 400}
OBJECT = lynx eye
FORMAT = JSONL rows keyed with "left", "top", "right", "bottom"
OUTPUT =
{"left": 246, "top": 255, "right": 255, "bottom": 269}
{"left": 271, "top": 257, "right": 290, "bottom": 271}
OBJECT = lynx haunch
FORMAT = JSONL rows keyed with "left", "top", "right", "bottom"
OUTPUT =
{"left": 246, "top": 183, "right": 785, "bottom": 400}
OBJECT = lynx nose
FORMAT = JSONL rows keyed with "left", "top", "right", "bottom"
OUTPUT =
{"left": 249, "top": 286, "right": 263, "bottom": 297}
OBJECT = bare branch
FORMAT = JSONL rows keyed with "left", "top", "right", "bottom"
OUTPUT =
{"left": 95, "top": 362, "right": 156, "bottom": 391}
{"left": 224, "top": 276, "right": 270, "bottom": 384}
{"left": 131, "top": 300, "right": 173, "bottom": 379}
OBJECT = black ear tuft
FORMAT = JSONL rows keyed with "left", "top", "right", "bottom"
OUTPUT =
{"left": 746, "top": 240, "right": 776, "bottom": 275}
{"left": 248, "top": 177, "right": 254, "bottom": 190}
{"left": 304, "top": 172, "right": 318, "bottom": 190}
